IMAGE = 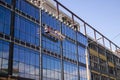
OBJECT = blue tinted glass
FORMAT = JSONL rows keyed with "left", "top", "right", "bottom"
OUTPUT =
{"left": 30, "top": 51, "right": 35, "bottom": 65}
{"left": 62, "top": 23, "right": 76, "bottom": 40}
{"left": 25, "top": 50, "right": 30, "bottom": 64}
{"left": 77, "top": 32, "right": 88, "bottom": 46}
{"left": 2, "top": 42, "right": 9, "bottom": 59}
{"left": 0, "top": 6, "right": 11, "bottom": 35}
{"left": 14, "top": 14, "right": 40, "bottom": 46}
{"left": 35, "top": 53, "right": 39, "bottom": 67}
{"left": 63, "top": 39, "right": 77, "bottom": 60}
{"left": 4, "top": 24, "right": 10, "bottom": 35}
{"left": 19, "top": 48, "right": 25, "bottom": 62}
{"left": 78, "top": 45, "right": 86, "bottom": 64}
{"left": 0, "top": 43, "right": 2, "bottom": 58}
{"left": 13, "top": 46, "right": 19, "bottom": 61}
{"left": 42, "top": 54, "right": 60, "bottom": 70}
{"left": 16, "top": 0, "right": 39, "bottom": 20}
{"left": 1, "top": 0, "right": 11, "bottom": 4}
{"left": 13, "top": 44, "right": 40, "bottom": 78}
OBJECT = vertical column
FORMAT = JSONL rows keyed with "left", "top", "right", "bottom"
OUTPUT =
{"left": 56, "top": 2, "right": 59, "bottom": 18}
{"left": 8, "top": 0, "right": 16, "bottom": 76}
{"left": 39, "top": 9, "right": 42, "bottom": 80}
{"left": 60, "top": 23, "right": 64, "bottom": 80}
{"left": 86, "top": 46, "right": 91, "bottom": 80}
{"left": 76, "top": 31, "right": 80, "bottom": 80}
{"left": 84, "top": 23, "right": 87, "bottom": 36}
{"left": 102, "top": 36, "right": 105, "bottom": 47}
{"left": 109, "top": 41, "right": 112, "bottom": 51}
{"left": 94, "top": 30, "right": 96, "bottom": 41}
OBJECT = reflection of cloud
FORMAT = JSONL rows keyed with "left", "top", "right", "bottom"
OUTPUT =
{"left": 43, "top": 69, "right": 60, "bottom": 80}
{"left": 80, "top": 69, "right": 87, "bottom": 79}
{"left": 43, "top": 68, "right": 87, "bottom": 80}
{"left": 2, "top": 52, "right": 9, "bottom": 58}
{"left": 64, "top": 70, "right": 78, "bottom": 80}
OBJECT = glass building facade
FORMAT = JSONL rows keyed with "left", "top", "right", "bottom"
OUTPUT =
{"left": 0, "top": 0, "right": 88, "bottom": 80}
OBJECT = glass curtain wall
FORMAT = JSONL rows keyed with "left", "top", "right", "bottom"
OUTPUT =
{"left": 0, "top": 0, "right": 88, "bottom": 80}
{"left": 41, "top": 8, "right": 88, "bottom": 80}
{"left": 0, "top": 40, "right": 9, "bottom": 74}
{"left": 0, "top": 6, "right": 11, "bottom": 35}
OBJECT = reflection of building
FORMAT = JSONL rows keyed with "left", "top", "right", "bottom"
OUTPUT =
{"left": 0, "top": 0, "right": 88, "bottom": 80}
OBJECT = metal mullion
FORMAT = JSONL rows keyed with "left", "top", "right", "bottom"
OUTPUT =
{"left": 8, "top": 0, "right": 16, "bottom": 77}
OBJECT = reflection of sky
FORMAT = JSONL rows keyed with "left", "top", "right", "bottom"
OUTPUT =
{"left": 0, "top": 51, "right": 9, "bottom": 59}
{"left": 80, "top": 69, "right": 87, "bottom": 79}
{"left": 2, "top": 59, "right": 8, "bottom": 69}
{"left": 12, "top": 62, "right": 39, "bottom": 78}
{"left": 43, "top": 69, "right": 61, "bottom": 80}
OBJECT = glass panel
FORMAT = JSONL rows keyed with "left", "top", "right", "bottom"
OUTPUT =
{"left": 13, "top": 44, "right": 40, "bottom": 79}
{"left": 1, "top": 0, "right": 11, "bottom": 4}
{"left": 0, "top": 6, "right": 11, "bottom": 35}
{"left": 42, "top": 54, "right": 61, "bottom": 80}
{"left": 14, "top": 14, "right": 40, "bottom": 46}
{"left": 13, "top": 61, "right": 19, "bottom": 76}
{"left": 16, "top": 0, "right": 39, "bottom": 20}
{"left": 2, "top": 59, "right": 8, "bottom": 73}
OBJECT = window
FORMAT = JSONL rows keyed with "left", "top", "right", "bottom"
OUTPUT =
{"left": 62, "top": 23, "right": 76, "bottom": 40}
{"left": 42, "top": 54, "right": 61, "bottom": 80}
{"left": 16, "top": 0, "right": 40, "bottom": 20}
{"left": 13, "top": 44, "right": 40, "bottom": 80}
{"left": 64, "top": 61, "right": 78, "bottom": 80}
{"left": 99, "top": 59, "right": 107, "bottom": 72}
{"left": 98, "top": 46, "right": 105, "bottom": 55}
{"left": 106, "top": 51, "right": 113, "bottom": 63}
{"left": 41, "top": 12, "right": 61, "bottom": 54}
{"left": 42, "top": 35, "right": 60, "bottom": 54}
{"left": 0, "top": 0, "right": 11, "bottom": 4}
{"left": 79, "top": 66, "right": 87, "bottom": 80}
{"left": 91, "top": 73, "right": 100, "bottom": 80}
{"left": 108, "top": 66, "right": 114, "bottom": 75}
{"left": 0, "top": 6, "right": 11, "bottom": 35}
{"left": 63, "top": 39, "right": 77, "bottom": 60}
{"left": 42, "top": 11, "right": 61, "bottom": 31}
{"left": 101, "top": 76, "right": 108, "bottom": 80}
{"left": 78, "top": 45, "right": 86, "bottom": 64}
{"left": 14, "top": 14, "right": 40, "bottom": 46}
{"left": 0, "top": 40, "right": 9, "bottom": 74}
{"left": 77, "top": 32, "right": 87, "bottom": 46}
{"left": 89, "top": 43, "right": 97, "bottom": 51}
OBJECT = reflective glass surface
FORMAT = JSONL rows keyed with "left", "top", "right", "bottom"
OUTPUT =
{"left": 14, "top": 14, "right": 40, "bottom": 46}
{"left": 16, "top": 0, "right": 40, "bottom": 20}
{"left": 62, "top": 23, "right": 76, "bottom": 40}
{"left": 77, "top": 32, "right": 87, "bottom": 46}
{"left": 42, "top": 11, "right": 61, "bottom": 54}
{"left": 43, "top": 54, "right": 61, "bottom": 80}
{"left": 0, "top": 39, "right": 9, "bottom": 74}
{"left": 64, "top": 61, "right": 78, "bottom": 80}
{"left": 42, "top": 11, "right": 61, "bottom": 31}
{"left": 78, "top": 45, "right": 86, "bottom": 64}
{"left": 13, "top": 45, "right": 40, "bottom": 80}
{"left": 63, "top": 39, "right": 77, "bottom": 60}
{"left": 0, "top": 0, "right": 11, "bottom": 4}
{"left": 79, "top": 66, "right": 87, "bottom": 80}
{"left": 0, "top": 6, "right": 11, "bottom": 35}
